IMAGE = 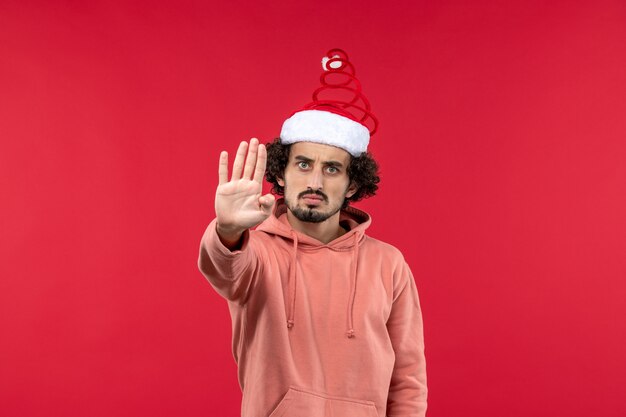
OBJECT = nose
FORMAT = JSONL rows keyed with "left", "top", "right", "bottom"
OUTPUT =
{"left": 306, "top": 168, "right": 323, "bottom": 191}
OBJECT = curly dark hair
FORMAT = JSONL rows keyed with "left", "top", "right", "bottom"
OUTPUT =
{"left": 265, "top": 138, "right": 380, "bottom": 209}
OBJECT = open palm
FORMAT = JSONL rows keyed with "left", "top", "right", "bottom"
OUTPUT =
{"left": 215, "top": 138, "right": 275, "bottom": 234}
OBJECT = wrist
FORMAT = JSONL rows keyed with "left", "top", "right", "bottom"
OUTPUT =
{"left": 216, "top": 223, "right": 246, "bottom": 249}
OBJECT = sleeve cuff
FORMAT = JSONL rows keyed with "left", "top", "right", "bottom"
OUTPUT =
{"left": 203, "top": 218, "right": 251, "bottom": 258}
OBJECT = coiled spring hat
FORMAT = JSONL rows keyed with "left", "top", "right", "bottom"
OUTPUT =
{"left": 280, "top": 49, "right": 378, "bottom": 157}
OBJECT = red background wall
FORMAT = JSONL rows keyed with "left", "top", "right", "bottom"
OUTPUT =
{"left": 1, "top": 1, "right": 625, "bottom": 416}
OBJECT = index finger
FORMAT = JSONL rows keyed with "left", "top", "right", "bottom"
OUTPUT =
{"left": 218, "top": 151, "right": 228, "bottom": 185}
{"left": 253, "top": 143, "right": 267, "bottom": 184}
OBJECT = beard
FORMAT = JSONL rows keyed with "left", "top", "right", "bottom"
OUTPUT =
{"left": 284, "top": 188, "right": 346, "bottom": 223}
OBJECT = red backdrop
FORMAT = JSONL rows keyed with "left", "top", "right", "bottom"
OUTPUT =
{"left": 1, "top": 1, "right": 625, "bottom": 416}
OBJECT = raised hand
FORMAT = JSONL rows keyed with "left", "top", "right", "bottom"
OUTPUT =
{"left": 215, "top": 138, "right": 275, "bottom": 246}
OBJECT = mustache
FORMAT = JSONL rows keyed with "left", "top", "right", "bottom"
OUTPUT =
{"left": 298, "top": 189, "right": 328, "bottom": 202}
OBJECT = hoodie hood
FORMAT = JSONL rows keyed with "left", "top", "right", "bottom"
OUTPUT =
{"left": 256, "top": 198, "right": 372, "bottom": 338}
{"left": 256, "top": 198, "right": 371, "bottom": 248}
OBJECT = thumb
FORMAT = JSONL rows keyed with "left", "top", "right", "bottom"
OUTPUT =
{"left": 259, "top": 193, "right": 276, "bottom": 212}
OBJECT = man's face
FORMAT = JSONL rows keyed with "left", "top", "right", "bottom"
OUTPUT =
{"left": 278, "top": 141, "right": 356, "bottom": 223}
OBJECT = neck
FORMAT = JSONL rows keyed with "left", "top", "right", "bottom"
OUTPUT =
{"left": 285, "top": 210, "right": 346, "bottom": 244}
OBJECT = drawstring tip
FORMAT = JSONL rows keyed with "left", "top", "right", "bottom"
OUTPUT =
{"left": 287, "top": 320, "right": 294, "bottom": 329}
{"left": 346, "top": 329, "right": 355, "bottom": 338}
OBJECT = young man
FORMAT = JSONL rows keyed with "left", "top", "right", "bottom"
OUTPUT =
{"left": 198, "top": 50, "right": 427, "bottom": 417}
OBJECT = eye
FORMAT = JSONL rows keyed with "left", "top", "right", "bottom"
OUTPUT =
{"left": 297, "top": 161, "right": 310, "bottom": 169}
{"left": 326, "top": 166, "right": 339, "bottom": 174}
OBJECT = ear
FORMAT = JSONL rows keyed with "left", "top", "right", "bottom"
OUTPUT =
{"left": 346, "top": 181, "right": 358, "bottom": 199}
{"left": 277, "top": 176, "right": 285, "bottom": 187}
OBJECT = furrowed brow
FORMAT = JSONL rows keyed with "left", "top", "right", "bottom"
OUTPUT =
{"left": 323, "top": 160, "right": 344, "bottom": 168}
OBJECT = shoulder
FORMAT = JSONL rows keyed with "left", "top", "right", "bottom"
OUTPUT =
{"left": 361, "top": 234, "right": 407, "bottom": 265}
{"left": 361, "top": 234, "right": 417, "bottom": 298}
{"left": 362, "top": 233, "right": 404, "bottom": 255}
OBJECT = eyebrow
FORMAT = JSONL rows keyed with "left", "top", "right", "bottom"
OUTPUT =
{"left": 294, "top": 155, "right": 345, "bottom": 168}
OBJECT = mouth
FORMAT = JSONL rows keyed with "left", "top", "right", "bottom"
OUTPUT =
{"left": 300, "top": 194, "right": 325, "bottom": 205}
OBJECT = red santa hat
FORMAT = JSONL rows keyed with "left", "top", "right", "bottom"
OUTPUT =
{"left": 280, "top": 49, "right": 378, "bottom": 156}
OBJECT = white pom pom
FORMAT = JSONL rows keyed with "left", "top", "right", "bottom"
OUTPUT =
{"left": 321, "top": 54, "right": 342, "bottom": 71}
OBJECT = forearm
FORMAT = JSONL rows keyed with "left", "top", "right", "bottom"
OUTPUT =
{"left": 198, "top": 219, "right": 257, "bottom": 301}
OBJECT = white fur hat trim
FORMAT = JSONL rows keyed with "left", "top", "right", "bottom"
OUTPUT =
{"left": 280, "top": 109, "right": 369, "bottom": 156}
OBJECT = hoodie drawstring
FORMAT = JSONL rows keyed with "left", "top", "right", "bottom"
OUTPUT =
{"left": 286, "top": 230, "right": 360, "bottom": 340}
{"left": 346, "top": 233, "right": 359, "bottom": 338}
{"left": 286, "top": 231, "right": 298, "bottom": 329}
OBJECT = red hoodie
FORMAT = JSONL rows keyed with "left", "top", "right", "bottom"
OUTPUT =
{"left": 198, "top": 200, "right": 427, "bottom": 416}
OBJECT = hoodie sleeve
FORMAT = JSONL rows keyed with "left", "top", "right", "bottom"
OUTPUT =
{"left": 197, "top": 218, "right": 261, "bottom": 303}
{"left": 386, "top": 260, "right": 428, "bottom": 417}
